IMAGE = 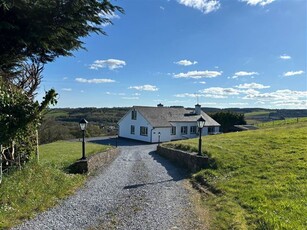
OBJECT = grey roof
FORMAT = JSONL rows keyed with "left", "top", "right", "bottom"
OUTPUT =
{"left": 133, "top": 106, "right": 220, "bottom": 127}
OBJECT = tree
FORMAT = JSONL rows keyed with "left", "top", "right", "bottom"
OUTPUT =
{"left": 0, "top": 0, "right": 123, "bottom": 170}
{"left": 0, "top": 0, "right": 123, "bottom": 74}
{"left": 210, "top": 111, "right": 246, "bottom": 133}
{"left": 0, "top": 79, "right": 58, "bottom": 167}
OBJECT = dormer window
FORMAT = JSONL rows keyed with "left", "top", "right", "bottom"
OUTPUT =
{"left": 131, "top": 110, "right": 137, "bottom": 120}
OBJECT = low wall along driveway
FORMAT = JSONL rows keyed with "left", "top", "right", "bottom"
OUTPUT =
{"left": 69, "top": 148, "right": 119, "bottom": 174}
{"left": 157, "top": 145, "right": 209, "bottom": 172}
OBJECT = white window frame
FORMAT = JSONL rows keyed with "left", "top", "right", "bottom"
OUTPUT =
{"left": 208, "top": 126, "right": 214, "bottom": 133}
{"left": 190, "top": 126, "right": 197, "bottom": 134}
{"left": 171, "top": 126, "right": 176, "bottom": 135}
{"left": 131, "top": 125, "right": 135, "bottom": 134}
{"left": 181, "top": 126, "right": 188, "bottom": 135}
{"left": 131, "top": 110, "right": 137, "bottom": 120}
{"left": 140, "top": 126, "right": 148, "bottom": 136}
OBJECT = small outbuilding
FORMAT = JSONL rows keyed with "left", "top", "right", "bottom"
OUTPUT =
{"left": 233, "top": 125, "right": 259, "bottom": 131}
{"left": 117, "top": 104, "right": 220, "bottom": 143}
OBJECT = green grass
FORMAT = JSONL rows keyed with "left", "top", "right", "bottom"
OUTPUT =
{"left": 163, "top": 121, "right": 307, "bottom": 229}
{"left": 39, "top": 141, "right": 112, "bottom": 169}
{"left": 44, "top": 109, "right": 69, "bottom": 118}
{"left": 256, "top": 117, "right": 307, "bottom": 128}
{"left": 0, "top": 141, "right": 110, "bottom": 228}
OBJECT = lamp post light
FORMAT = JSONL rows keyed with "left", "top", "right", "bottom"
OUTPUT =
{"left": 79, "top": 119, "right": 88, "bottom": 160}
{"left": 197, "top": 116, "right": 206, "bottom": 156}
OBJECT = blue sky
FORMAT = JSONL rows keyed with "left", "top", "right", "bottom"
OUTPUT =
{"left": 39, "top": 0, "right": 307, "bottom": 109}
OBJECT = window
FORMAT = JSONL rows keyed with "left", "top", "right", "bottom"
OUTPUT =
{"left": 140, "top": 126, "right": 148, "bottom": 136}
{"left": 171, "top": 126, "right": 176, "bottom": 135}
{"left": 131, "top": 110, "right": 137, "bottom": 120}
{"left": 130, "top": 125, "right": 135, "bottom": 134}
{"left": 208, "top": 127, "right": 215, "bottom": 133}
{"left": 181, "top": 126, "right": 188, "bottom": 135}
{"left": 190, "top": 126, "right": 197, "bottom": 134}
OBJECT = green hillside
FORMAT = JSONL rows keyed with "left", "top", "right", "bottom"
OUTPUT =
{"left": 163, "top": 121, "right": 307, "bottom": 229}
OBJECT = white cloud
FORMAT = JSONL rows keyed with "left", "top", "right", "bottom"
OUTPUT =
{"left": 174, "top": 70, "right": 222, "bottom": 79}
{"left": 175, "top": 87, "right": 240, "bottom": 99}
{"left": 160, "top": 6, "right": 165, "bottom": 10}
{"left": 199, "top": 87, "right": 241, "bottom": 96}
{"left": 283, "top": 70, "right": 304, "bottom": 77}
{"left": 174, "top": 93, "right": 202, "bottom": 98}
{"left": 241, "top": 0, "right": 275, "bottom": 6}
{"left": 89, "top": 59, "right": 126, "bottom": 70}
{"left": 106, "top": 92, "right": 125, "bottom": 96}
{"left": 75, "top": 78, "right": 115, "bottom": 83}
{"left": 174, "top": 59, "right": 198, "bottom": 66}
{"left": 99, "top": 11, "right": 120, "bottom": 20}
{"left": 62, "top": 88, "right": 72, "bottom": 92}
{"left": 129, "top": 84, "right": 159, "bottom": 91}
{"left": 270, "top": 100, "right": 307, "bottom": 108}
{"left": 63, "top": 77, "right": 68, "bottom": 80}
{"left": 122, "top": 97, "right": 139, "bottom": 100}
{"left": 232, "top": 71, "right": 259, "bottom": 79}
{"left": 279, "top": 54, "right": 291, "bottom": 60}
{"left": 236, "top": 82, "right": 270, "bottom": 89}
{"left": 97, "top": 12, "right": 120, "bottom": 27}
{"left": 242, "top": 89, "right": 307, "bottom": 101}
{"left": 178, "top": 0, "right": 220, "bottom": 14}
{"left": 229, "top": 102, "right": 249, "bottom": 106}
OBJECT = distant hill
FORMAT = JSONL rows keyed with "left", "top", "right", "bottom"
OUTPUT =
{"left": 39, "top": 107, "right": 307, "bottom": 144}
{"left": 46, "top": 107, "right": 307, "bottom": 125}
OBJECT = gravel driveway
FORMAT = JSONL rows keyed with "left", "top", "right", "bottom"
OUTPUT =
{"left": 14, "top": 139, "right": 202, "bottom": 230}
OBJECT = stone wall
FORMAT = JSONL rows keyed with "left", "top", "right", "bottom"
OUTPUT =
{"left": 157, "top": 145, "right": 209, "bottom": 172}
{"left": 69, "top": 148, "right": 119, "bottom": 174}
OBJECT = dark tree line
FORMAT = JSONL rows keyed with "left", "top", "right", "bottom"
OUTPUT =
{"left": 210, "top": 111, "right": 246, "bottom": 133}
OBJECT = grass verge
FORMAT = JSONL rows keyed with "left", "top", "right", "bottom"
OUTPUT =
{"left": 0, "top": 141, "right": 110, "bottom": 228}
{"left": 163, "top": 121, "right": 307, "bottom": 229}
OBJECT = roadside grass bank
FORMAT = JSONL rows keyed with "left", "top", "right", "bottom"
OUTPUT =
{"left": 162, "top": 121, "right": 307, "bottom": 229}
{"left": 0, "top": 141, "right": 110, "bottom": 228}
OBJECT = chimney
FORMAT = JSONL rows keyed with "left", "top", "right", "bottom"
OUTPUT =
{"left": 157, "top": 103, "right": 164, "bottom": 107}
{"left": 195, "top": 104, "right": 201, "bottom": 115}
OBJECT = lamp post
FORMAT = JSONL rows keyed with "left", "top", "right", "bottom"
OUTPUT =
{"left": 158, "top": 132, "right": 161, "bottom": 144}
{"left": 197, "top": 116, "right": 206, "bottom": 156}
{"left": 79, "top": 119, "right": 88, "bottom": 160}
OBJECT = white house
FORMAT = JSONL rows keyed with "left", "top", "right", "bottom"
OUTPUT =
{"left": 118, "top": 104, "right": 220, "bottom": 143}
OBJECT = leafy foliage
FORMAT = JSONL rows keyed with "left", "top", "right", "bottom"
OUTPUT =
{"left": 0, "top": 79, "right": 58, "bottom": 167}
{"left": 0, "top": 0, "right": 123, "bottom": 73}
{"left": 0, "top": 0, "right": 122, "bottom": 169}
{"left": 210, "top": 111, "right": 246, "bottom": 132}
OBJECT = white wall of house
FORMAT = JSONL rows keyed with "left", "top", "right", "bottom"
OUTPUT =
{"left": 118, "top": 109, "right": 220, "bottom": 143}
{"left": 170, "top": 122, "right": 200, "bottom": 141}
{"left": 151, "top": 127, "right": 171, "bottom": 143}
{"left": 206, "top": 126, "right": 220, "bottom": 135}
{"left": 118, "top": 109, "right": 153, "bottom": 142}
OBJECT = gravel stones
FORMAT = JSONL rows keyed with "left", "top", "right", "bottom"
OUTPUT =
{"left": 13, "top": 142, "right": 202, "bottom": 230}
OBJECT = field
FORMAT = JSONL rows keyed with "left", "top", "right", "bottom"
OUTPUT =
{"left": 256, "top": 117, "right": 307, "bottom": 128}
{"left": 0, "top": 141, "right": 110, "bottom": 228}
{"left": 163, "top": 121, "right": 307, "bottom": 229}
